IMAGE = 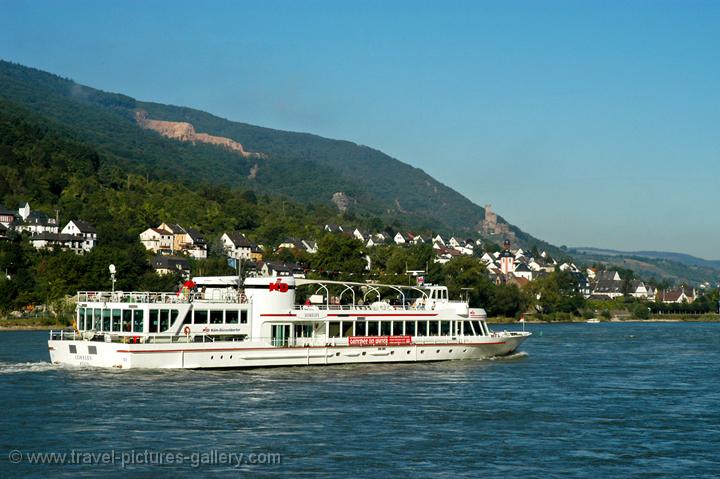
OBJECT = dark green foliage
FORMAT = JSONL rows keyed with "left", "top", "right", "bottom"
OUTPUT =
{"left": 313, "top": 235, "right": 367, "bottom": 275}
{"left": 525, "top": 270, "right": 586, "bottom": 316}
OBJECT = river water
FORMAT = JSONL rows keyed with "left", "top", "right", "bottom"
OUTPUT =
{"left": 1, "top": 322, "right": 718, "bottom": 478}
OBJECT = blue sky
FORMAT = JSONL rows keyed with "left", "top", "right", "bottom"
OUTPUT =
{"left": 1, "top": 0, "right": 718, "bottom": 258}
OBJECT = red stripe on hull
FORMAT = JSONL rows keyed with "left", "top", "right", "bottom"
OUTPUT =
{"left": 115, "top": 341, "right": 507, "bottom": 354}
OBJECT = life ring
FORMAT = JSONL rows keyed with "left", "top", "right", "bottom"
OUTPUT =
{"left": 183, "top": 326, "right": 191, "bottom": 336}
{"left": 240, "top": 293, "right": 247, "bottom": 303}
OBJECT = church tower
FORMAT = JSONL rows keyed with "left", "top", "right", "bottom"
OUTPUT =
{"left": 499, "top": 239, "right": 514, "bottom": 275}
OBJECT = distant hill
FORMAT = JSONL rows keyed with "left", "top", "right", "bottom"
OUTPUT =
{"left": 573, "top": 247, "right": 720, "bottom": 271}
{"left": 0, "top": 59, "right": 558, "bottom": 252}
{"left": 570, "top": 247, "right": 720, "bottom": 285}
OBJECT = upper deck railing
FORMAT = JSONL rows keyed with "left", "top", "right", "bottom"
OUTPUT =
{"left": 292, "top": 299, "right": 468, "bottom": 312}
{"left": 76, "top": 291, "right": 249, "bottom": 305}
{"left": 293, "top": 304, "right": 424, "bottom": 312}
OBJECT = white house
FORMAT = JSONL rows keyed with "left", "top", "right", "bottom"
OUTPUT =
{"left": 457, "top": 241, "right": 474, "bottom": 255}
{"left": 151, "top": 255, "right": 191, "bottom": 276}
{"left": 393, "top": 232, "right": 406, "bottom": 245}
{"left": 29, "top": 233, "right": 85, "bottom": 254}
{"left": 480, "top": 252, "right": 495, "bottom": 266}
{"left": 448, "top": 237, "right": 461, "bottom": 248}
{"left": 528, "top": 259, "right": 544, "bottom": 272}
{"left": 139, "top": 228, "right": 173, "bottom": 253}
{"left": 352, "top": 228, "right": 368, "bottom": 242}
{"left": 183, "top": 228, "right": 208, "bottom": 259}
{"left": 432, "top": 234, "right": 446, "bottom": 246}
{"left": 659, "top": 287, "right": 695, "bottom": 304}
{"left": 260, "top": 261, "right": 306, "bottom": 278}
{"left": 513, "top": 263, "right": 533, "bottom": 281}
{"left": 324, "top": 224, "right": 344, "bottom": 233}
{"left": 301, "top": 240, "right": 318, "bottom": 254}
{"left": 15, "top": 203, "right": 59, "bottom": 236}
{"left": 61, "top": 220, "right": 96, "bottom": 253}
{"left": 222, "top": 232, "right": 256, "bottom": 260}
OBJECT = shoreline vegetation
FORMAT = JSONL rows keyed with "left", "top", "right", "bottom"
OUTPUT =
{"left": 3, "top": 314, "right": 719, "bottom": 332}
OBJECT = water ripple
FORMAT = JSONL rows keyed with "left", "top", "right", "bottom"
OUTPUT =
{"left": 1, "top": 323, "right": 720, "bottom": 477}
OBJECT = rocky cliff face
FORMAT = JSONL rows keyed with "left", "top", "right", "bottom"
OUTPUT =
{"left": 135, "top": 111, "right": 264, "bottom": 158}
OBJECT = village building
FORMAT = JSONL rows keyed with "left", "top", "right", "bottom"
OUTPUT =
{"left": 0, "top": 204, "right": 17, "bottom": 226}
{"left": 512, "top": 263, "right": 533, "bottom": 281}
{"left": 151, "top": 255, "right": 191, "bottom": 277}
{"left": 260, "top": 261, "right": 306, "bottom": 278}
{"left": 29, "top": 233, "right": 86, "bottom": 254}
{"left": 15, "top": 203, "right": 59, "bottom": 236}
{"left": 301, "top": 240, "right": 318, "bottom": 254}
{"left": 139, "top": 228, "right": 173, "bottom": 253}
{"left": 183, "top": 228, "right": 208, "bottom": 259}
{"left": 658, "top": 287, "right": 695, "bottom": 304}
{"left": 61, "top": 220, "right": 97, "bottom": 253}
{"left": 221, "top": 231, "right": 258, "bottom": 261}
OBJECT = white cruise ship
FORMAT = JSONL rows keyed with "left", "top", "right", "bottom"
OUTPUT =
{"left": 48, "top": 276, "right": 531, "bottom": 369}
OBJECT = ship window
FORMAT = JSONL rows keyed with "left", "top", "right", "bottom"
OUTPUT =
{"left": 111, "top": 309, "right": 121, "bottom": 332}
{"left": 464, "top": 321, "right": 475, "bottom": 336}
{"left": 78, "top": 307, "right": 86, "bottom": 329}
{"left": 149, "top": 309, "right": 159, "bottom": 333}
{"left": 183, "top": 310, "right": 192, "bottom": 325}
{"left": 417, "top": 321, "right": 427, "bottom": 336}
{"left": 392, "top": 321, "right": 404, "bottom": 336}
{"left": 226, "top": 310, "right": 239, "bottom": 324}
{"left": 367, "top": 321, "right": 379, "bottom": 336}
{"left": 355, "top": 321, "right": 366, "bottom": 336}
{"left": 122, "top": 310, "right": 132, "bottom": 332}
{"left": 405, "top": 321, "right": 416, "bottom": 336}
{"left": 210, "top": 310, "right": 223, "bottom": 324}
{"left": 380, "top": 321, "right": 391, "bottom": 336}
{"left": 133, "top": 310, "right": 144, "bottom": 333}
{"left": 328, "top": 322, "right": 340, "bottom": 338}
{"left": 341, "top": 321, "right": 353, "bottom": 337}
{"left": 159, "top": 310, "right": 170, "bottom": 332}
{"left": 194, "top": 310, "right": 208, "bottom": 324}
{"left": 474, "top": 321, "right": 485, "bottom": 336}
{"left": 171, "top": 309, "right": 179, "bottom": 326}
{"left": 240, "top": 311, "right": 248, "bottom": 324}
{"left": 69, "top": 345, "right": 77, "bottom": 354}
{"left": 295, "top": 324, "right": 313, "bottom": 338}
{"left": 429, "top": 321, "right": 439, "bottom": 336}
{"left": 93, "top": 309, "right": 100, "bottom": 330}
{"left": 101, "top": 309, "right": 110, "bottom": 332}
{"left": 440, "top": 321, "right": 450, "bottom": 336}
{"left": 88, "top": 346, "right": 97, "bottom": 355}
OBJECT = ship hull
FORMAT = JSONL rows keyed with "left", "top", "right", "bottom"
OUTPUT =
{"left": 48, "top": 335, "right": 529, "bottom": 369}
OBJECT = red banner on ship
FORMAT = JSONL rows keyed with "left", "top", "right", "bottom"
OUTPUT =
{"left": 347, "top": 336, "right": 412, "bottom": 346}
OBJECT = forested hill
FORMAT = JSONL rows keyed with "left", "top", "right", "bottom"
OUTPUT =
{"left": 0, "top": 59, "right": 554, "bottom": 251}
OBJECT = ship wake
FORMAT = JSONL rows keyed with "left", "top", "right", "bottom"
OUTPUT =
{"left": 0, "top": 361, "right": 58, "bottom": 374}
{"left": 489, "top": 351, "right": 528, "bottom": 361}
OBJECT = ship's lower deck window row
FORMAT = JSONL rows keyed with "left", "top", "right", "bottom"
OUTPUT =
{"left": 78, "top": 307, "right": 248, "bottom": 333}
{"left": 327, "top": 320, "right": 489, "bottom": 337}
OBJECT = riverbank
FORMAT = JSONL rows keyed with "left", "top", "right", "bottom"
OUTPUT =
{"left": 0, "top": 318, "right": 68, "bottom": 331}
{"left": 2, "top": 315, "right": 719, "bottom": 331}
{"left": 487, "top": 314, "right": 720, "bottom": 324}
